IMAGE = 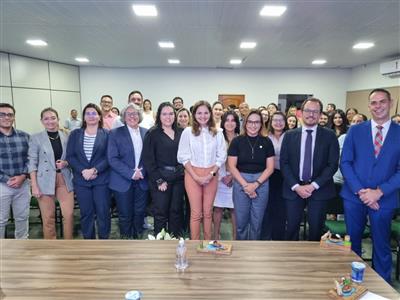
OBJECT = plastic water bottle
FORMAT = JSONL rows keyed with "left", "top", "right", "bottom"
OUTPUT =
{"left": 175, "top": 238, "right": 188, "bottom": 271}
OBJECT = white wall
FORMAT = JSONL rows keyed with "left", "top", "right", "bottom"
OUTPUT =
{"left": 348, "top": 61, "right": 400, "bottom": 91}
{"left": 0, "top": 52, "right": 81, "bottom": 133}
{"left": 80, "top": 67, "right": 351, "bottom": 110}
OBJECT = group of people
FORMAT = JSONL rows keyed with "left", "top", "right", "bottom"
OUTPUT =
{"left": 1, "top": 88, "right": 399, "bottom": 282}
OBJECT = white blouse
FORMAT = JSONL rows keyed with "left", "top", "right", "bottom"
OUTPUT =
{"left": 177, "top": 127, "right": 227, "bottom": 168}
{"left": 268, "top": 132, "right": 285, "bottom": 170}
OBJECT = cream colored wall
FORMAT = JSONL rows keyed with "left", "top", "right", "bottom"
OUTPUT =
{"left": 0, "top": 52, "right": 81, "bottom": 133}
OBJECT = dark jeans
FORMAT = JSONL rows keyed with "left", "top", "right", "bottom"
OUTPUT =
{"left": 285, "top": 196, "right": 327, "bottom": 241}
{"left": 75, "top": 184, "right": 111, "bottom": 239}
{"left": 114, "top": 182, "right": 148, "bottom": 239}
{"left": 151, "top": 179, "right": 184, "bottom": 237}
{"left": 261, "top": 169, "right": 286, "bottom": 240}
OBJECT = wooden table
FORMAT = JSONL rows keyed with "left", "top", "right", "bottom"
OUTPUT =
{"left": 1, "top": 240, "right": 398, "bottom": 299}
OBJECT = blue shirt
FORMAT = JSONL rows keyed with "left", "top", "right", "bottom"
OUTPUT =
{"left": 0, "top": 128, "right": 30, "bottom": 183}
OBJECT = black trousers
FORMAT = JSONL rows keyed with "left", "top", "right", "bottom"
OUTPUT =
{"left": 260, "top": 169, "right": 286, "bottom": 240}
{"left": 151, "top": 180, "right": 184, "bottom": 238}
{"left": 285, "top": 196, "right": 327, "bottom": 241}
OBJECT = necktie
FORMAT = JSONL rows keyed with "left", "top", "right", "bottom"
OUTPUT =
{"left": 302, "top": 129, "right": 313, "bottom": 182}
{"left": 374, "top": 125, "right": 383, "bottom": 157}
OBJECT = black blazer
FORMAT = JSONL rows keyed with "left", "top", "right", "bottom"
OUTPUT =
{"left": 280, "top": 126, "right": 339, "bottom": 201}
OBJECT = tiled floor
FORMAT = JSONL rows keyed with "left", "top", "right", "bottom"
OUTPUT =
{"left": 5, "top": 207, "right": 400, "bottom": 293}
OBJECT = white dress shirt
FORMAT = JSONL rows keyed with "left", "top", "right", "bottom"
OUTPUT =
{"left": 177, "top": 127, "right": 227, "bottom": 168}
{"left": 128, "top": 126, "right": 142, "bottom": 169}
{"left": 371, "top": 119, "right": 391, "bottom": 145}
{"left": 268, "top": 132, "right": 285, "bottom": 170}
{"left": 291, "top": 125, "right": 319, "bottom": 191}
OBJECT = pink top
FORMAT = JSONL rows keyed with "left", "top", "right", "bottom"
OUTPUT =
{"left": 102, "top": 111, "right": 118, "bottom": 130}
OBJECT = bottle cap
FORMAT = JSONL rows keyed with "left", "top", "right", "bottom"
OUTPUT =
{"left": 125, "top": 290, "right": 142, "bottom": 300}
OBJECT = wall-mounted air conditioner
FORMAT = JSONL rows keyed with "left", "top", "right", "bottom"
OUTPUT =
{"left": 380, "top": 59, "right": 400, "bottom": 77}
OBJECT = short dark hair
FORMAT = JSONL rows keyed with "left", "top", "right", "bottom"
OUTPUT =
{"left": 321, "top": 111, "right": 329, "bottom": 118}
{"left": 327, "top": 103, "right": 336, "bottom": 110}
{"left": 369, "top": 88, "right": 391, "bottom": 100}
{"left": 301, "top": 98, "right": 323, "bottom": 113}
{"left": 0, "top": 103, "right": 15, "bottom": 114}
{"left": 172, "top": 97, "right": 183, "bottom": 104}
{"left": 128, "top": 90, "right": 143, "bottom": 101}
{"left": 82, "top": 103, "right": 103, "bottom": 129}
{"left": 100, "top": 95, "right": 113, "bottom": 102}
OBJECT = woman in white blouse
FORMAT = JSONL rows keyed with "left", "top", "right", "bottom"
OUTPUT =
{"left": 177, "top": 101, "right": 226, "bottom": 240}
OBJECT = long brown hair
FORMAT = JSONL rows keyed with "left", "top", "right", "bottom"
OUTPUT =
{"left": 191, "top": 100, "right": 217, "bottom": 136}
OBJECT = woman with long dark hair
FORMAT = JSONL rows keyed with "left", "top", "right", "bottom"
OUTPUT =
{"left": 143, "top": 102, "right": 184, "bottom": 237}
{"left": 213, "top": 111, "right": 240, "bottom": 240}
{"left": 330, "top": 109, "right": 348, "bottom": 137}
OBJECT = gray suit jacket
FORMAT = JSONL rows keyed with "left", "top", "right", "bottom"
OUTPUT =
{"left": 28, "top": 130, "right": 73, "bottom": 194}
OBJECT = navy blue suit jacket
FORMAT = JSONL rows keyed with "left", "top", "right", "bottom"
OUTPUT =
{"left": 340, "top": 121, "right": 400, "bottom": 209}
{"left": 108, "top": 125, "right": 148, "bottom": 193}
{"left": 66, "top": 128, "right": 110, "bottom": 187}
{"left": 280, "top": 126, "right": 339, "bottom": 201}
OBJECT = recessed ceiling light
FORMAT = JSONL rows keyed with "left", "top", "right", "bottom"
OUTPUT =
{"left": 132, "top": 4, "right": 158, "bottom": 17}
{"left": 312, "top": 59, "right": 327, "bottom": 65}
{"left": 158, "top": 41, "right": 175, "bottom": 49}
{"left": 240, "top": 42, "right": 257, "bottom": 49}
{"left": 230, "top": 59, "right": 242, "bottom": 65}
{"left": 26, "top": 39, "right": 47, "bottom": 47}
{"left": 168, "top": 59, "right": 180, "bottom": 64}
{"left": 260, "top": 6, "right": 287, "bottom": 17}
{"left": 353, "top": 42, "right": 375, "bottom": 49}
{"left": 75, "top": 57, "right": 90, "bottom": 63}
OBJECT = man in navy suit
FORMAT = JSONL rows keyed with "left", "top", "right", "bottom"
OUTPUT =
{"left": 280, "top": 98, "right": 339, "bottom": 241}
{"left": 341, "top": 88, "right": 400, "bottom": 282}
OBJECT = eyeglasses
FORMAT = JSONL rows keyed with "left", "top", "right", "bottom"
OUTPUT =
{"left": 247, "top": 120, "right": 261, "bottom": 126}
{"left": 126, "top": 112, "right": 139, "bottom": 118}
{"left": 303, "top": 109, "right": 320, "bottom": 115}
{"left": 85, "top": 111, "right": 98, "bottom": 117}
{"left": 272, "top": 119, "right": 285, "bottom": 123}
{"left": 0, "top": 112, "right": 15, "bottom": 118}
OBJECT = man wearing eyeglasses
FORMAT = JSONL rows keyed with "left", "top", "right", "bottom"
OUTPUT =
{"left": 280, "top": 98, "right": 339, "bottom": 241}
{"left": 341, "top": 88, "right": 400, "bottom": 283}
{"left": 0, "top": 103, "right": 31, "bottom": 239}
{"left": 100, "top": 95, "right": 118, "bottom": 130}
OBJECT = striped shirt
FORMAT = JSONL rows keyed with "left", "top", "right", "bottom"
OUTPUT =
{"left": 0, "top": 128, "right": 30, "bottom": 183}
{"left": 83, "top": 133, "right": 96, "bottom": 161}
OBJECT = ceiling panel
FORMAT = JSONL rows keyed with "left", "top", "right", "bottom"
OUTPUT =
{"left": 1, "top": 0, "right": 399, "bottom": 68}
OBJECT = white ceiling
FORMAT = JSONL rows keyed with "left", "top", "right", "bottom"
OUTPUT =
{"left": 1, "top": 0, "right": 399, "bottom": 68}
